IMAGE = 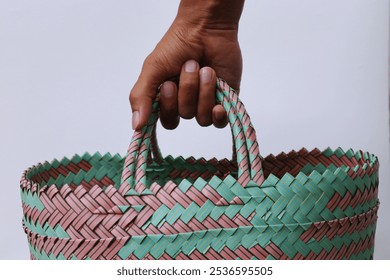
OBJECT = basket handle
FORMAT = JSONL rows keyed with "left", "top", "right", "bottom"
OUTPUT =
{"left": 119, "top": 78, "right": 265, "bottom": 195}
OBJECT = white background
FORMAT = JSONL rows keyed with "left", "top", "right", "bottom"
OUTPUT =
{"left": 1, "top": 260, "right": 390, "bottom": 279}
{"left": 0, "top": 0, "right": 388, "bottom": 259}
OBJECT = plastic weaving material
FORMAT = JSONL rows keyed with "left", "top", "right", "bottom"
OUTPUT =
{"left": 20, "top": 78, "right": 379, "bottom": 260}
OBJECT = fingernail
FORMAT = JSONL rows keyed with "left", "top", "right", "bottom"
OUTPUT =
{"left": 184, "top": 60, "right": 197, "bottom": 73}
{"left": 132, "top": 111, "right": 139, "bottom": 130}
{"left": 161, "top": 82, "right": 175, "bottom": 98}
{"left": 200, "top": 68, "right": 212, "bottom": 83}
{"left": 214, "top": 110, "right": 226, "bottom": 121}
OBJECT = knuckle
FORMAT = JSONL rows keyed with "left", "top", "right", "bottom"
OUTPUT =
{"left": 129, "top": 89, "right": 140, "bottom": 103}
{"left": 179, "top": 79, "right": 198, "bottom": 91}
{"left": 144, "top": 50, "right": 174, "bottom": 76}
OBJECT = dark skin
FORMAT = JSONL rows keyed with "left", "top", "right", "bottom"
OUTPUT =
{"left": 130, "top": 0, "right": 245, "bottom": 130}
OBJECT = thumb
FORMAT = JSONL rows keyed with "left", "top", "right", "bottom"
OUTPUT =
{"left": 129, "top": 55, "right": 171, "bottom": 131}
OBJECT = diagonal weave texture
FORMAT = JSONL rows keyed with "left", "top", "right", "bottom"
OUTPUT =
{"left": 20, "top": 79, "right": 379, "bottom": 260}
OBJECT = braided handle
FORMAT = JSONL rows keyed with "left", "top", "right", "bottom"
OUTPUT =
{"left": 119, "top": 78, "right": 264, "bottom": 195}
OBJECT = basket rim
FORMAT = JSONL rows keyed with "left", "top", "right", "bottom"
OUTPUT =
{"left": 20, "top": 147, "right": 379, "bottom": 195}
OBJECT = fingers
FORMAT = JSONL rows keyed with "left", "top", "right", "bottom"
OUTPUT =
{"left": 212, "top": 105, "right": 229, "bottom": 128}
{"left": 196, "top": 67, "right": 216, "bottom": 126}
{"left": 159, "top": 60, "right": 228, "bottom": 129}
{"left": 197, "top": 67, "right": 228, "bottom": 128}
{"left": 178, "top": 60, "right": 199, "bottom": 119}
{"left": 130, "top": 83, "right": 154, "bottom": 131}
{"left": 132, "top": 57, "right": 229, "bottom": 130}
{"left": 160, "top": 81, "right": 180, "bottom": 130}
{"left": 130, "top": 53, "right": 175, "bottom": 130}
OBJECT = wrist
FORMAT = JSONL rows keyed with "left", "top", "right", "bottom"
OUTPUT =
{"left": 177, "top": 0, "right": 245, "bottom": 30}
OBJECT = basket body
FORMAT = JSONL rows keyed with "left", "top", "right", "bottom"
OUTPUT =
{"left": 21, "top": 79, "right": 379, "bottom": 260}
{"left": 21, "top": 148, "right": 379, "bottom": 260}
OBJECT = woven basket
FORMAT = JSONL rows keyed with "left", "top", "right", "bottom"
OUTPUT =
{"left": 20, "top": 79, "right": 379, "bottom": 260}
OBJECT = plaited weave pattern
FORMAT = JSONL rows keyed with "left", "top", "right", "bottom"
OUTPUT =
{"left": 20, "top": 79, "right": 379, "bottom": 260}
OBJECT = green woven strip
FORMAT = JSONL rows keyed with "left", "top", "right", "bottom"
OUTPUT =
{"left": 26, "top": 220, "right": 373, "bottom": 260}
{"left": 23, "top": 218, "right": 69, "bottom": 239}
{"left": 20, "top": 190, "right": 45, "bottom": 211}
{"left": 26, "top": 152, "right": 124, "bottom": 189}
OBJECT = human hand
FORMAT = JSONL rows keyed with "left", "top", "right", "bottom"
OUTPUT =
{"left": 130, "top": 0, "right": 245, "bottom": 130}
